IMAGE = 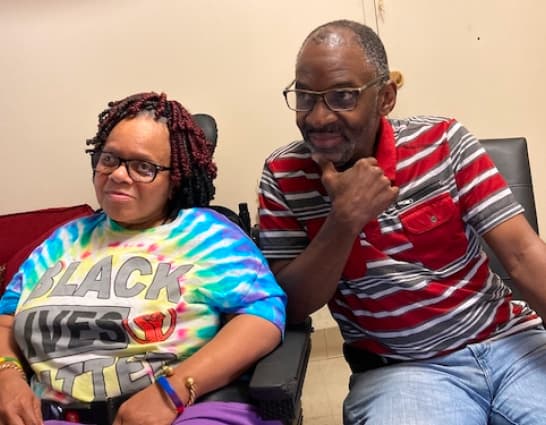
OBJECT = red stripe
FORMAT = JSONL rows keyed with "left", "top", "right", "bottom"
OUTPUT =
{"left": 276, "top": 175, "right": 326, "bottom": 194}
{"left": 397, "top": 146, "right": 451, "bottom": 191}
{"left": 258, "top": 193, "right": 285, "bottom": 212}
{"left": 260, "top": 215, "right": 301, "bottom": 231}
{"left": 268, "top": 157, "right": 319, "bottom": 174}
{"left": 259, "top": 194, "right": 303, "bottom": 231}
{"left": 331, "top": 261, "right": 491, "bottom": 331}
{"left": 456, "top": 152, "right": 509, "bottom": 212}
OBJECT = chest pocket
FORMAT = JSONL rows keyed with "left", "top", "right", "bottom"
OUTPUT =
{"left": 398, "top": 193, "right": 468, "bottom": 270}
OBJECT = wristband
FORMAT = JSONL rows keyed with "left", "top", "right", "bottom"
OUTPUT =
{"left": 0, "top": 356, "right": 23, "bottom": 369}
{"left": 156, "top": 374, "right": 185, "bottom": 415}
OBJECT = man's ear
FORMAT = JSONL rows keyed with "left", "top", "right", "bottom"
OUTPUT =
{"left": 378, "top": 79, "right": 397, "bottom": 116}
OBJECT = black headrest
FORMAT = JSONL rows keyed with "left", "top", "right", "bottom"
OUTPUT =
{"left": 192, "top": 113, "right": 218, "bottom": 150}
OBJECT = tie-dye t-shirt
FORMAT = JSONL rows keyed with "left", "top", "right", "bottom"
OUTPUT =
{"left": 0, "top": 208, "right": 286, "bottom": 403}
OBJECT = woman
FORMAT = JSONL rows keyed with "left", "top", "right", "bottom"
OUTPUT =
{"left": 0, "top": 92, "right": 286, "bottom": 425}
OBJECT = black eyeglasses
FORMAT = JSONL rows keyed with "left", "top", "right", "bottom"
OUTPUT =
{"left": 282, "top": 74, "right": 388, "bottom": 112}
{"left": 90, "top": 151, "right": 171, "bottom": 183}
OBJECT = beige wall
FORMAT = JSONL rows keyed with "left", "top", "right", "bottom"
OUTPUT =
{"left": 380, "top": 0, "right": 546, "bottom": 232}
{"left": 0, "top": 0, "right": 363, "bottom": 215}
{"left": 1, "top": 0, "right": 545, "bottom": 235}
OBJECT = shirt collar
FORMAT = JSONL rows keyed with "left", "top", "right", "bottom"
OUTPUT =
{"left": 374, "top": 117, "right": 396, "bottom": 183}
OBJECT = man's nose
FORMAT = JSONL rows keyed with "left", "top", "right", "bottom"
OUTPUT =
{"left": 303, "top": 95, "right": 337, "bottom": 128}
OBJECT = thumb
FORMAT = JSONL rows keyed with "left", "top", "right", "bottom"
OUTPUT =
{"left": 312, "top": 154, "right": 337, "bottom": 177}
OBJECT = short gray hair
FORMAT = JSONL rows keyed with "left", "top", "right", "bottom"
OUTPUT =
{"left": 298, "top": 19, "right": 389, "bottom": 78}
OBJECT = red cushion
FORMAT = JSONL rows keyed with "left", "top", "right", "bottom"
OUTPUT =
{"left": 0, "top": 204, "right": 95, "bottom": 293}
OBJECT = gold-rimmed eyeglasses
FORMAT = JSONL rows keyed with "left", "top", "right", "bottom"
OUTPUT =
{"left": 282, "top": 74, "right": 388, "bottom": 112}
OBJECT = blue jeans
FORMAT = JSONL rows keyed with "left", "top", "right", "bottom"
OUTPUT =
{"left": 344, "top": 327, "right": 546, "bottom": 425}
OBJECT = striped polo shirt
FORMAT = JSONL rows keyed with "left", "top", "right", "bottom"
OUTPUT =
{"left": 258, "top": 115, "right": 540, "bottom": 360}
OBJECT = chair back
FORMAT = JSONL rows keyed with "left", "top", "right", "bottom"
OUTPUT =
{"left": 191, "top": 113, "right": 253, "bottom": 236}
{"left": 0, "top": 204, "right": 95, "bottom": 293}
{"left": 192, "top": 113, "right": 218, "bottom": 151}
{"left": 479, "top": 137, "right": 538, "bottom": 298}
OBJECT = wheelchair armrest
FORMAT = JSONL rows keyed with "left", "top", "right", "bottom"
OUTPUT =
{"left": 248, "top": 318, "right": 313, "bottom": 423}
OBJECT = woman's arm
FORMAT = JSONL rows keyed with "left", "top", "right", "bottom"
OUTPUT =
{"left": 171, "top": 314, "right": 281, "bottom": 396}
{"left": 0, "top": 315, "right": 20, "bottom": 358}
{"left": 0, "top": 314, "right": 42, "bottom": 425}
{"left": 114, "top": 314, "right": 281, "bottom": 425}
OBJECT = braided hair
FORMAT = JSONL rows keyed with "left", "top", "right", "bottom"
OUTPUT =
{"left": 86, "top": 92, "right": 217, "bottom": 219}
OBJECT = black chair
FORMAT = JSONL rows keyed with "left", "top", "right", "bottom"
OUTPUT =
{"left": 192, "top": 113, "right": 312, "bottom": 425}
{"left": 344, "top": 137, "right": 539, "bottom": 372}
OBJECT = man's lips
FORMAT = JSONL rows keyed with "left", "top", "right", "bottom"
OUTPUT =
{"left": 307, "top": 132, "right": 344, "bottom": 151}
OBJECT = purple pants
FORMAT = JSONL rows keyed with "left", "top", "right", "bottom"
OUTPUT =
{"left": 44, "top": 401, "right": 283, "bottom": 425}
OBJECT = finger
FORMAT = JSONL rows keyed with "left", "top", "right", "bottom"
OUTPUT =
{"left": 18, "top": 402, "right": 41, "bottom": 425}
{"left": 390, "top": 185, "right": 400, "bottom": 199}
{"left": 355, "top": 156, "right": 378, "bottom": 168}
{"left": 311, "top": 154, "right": 336, "bottom": 176}
{"left": 2, "top": 411, "right": 27, "bottom": 425}
{"left": 31, "top": 396, "right": 44, "bottom": 425}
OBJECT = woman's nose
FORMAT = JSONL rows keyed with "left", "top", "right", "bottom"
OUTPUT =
{"left": 109, "top": 162, "right": 133, "bottom": 183}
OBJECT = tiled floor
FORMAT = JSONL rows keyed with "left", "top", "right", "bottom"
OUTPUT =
{"left": 301, "top": 324, "right": 351, "bottom": 425}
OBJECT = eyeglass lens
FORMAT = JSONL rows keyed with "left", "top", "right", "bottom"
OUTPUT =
{"left": 94, "top": 152, "right": 157, "bottom": 182}
{"left": 285, "top": 89, "right": 359, "bottom": 112}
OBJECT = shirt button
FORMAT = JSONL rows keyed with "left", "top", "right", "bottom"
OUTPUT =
{"left": 430, "top": 215, "right": 438, "bottom": 223}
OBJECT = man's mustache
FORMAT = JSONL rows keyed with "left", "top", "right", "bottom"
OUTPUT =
{"left": 302, "top": 124, "right": 344, "bottom": 138}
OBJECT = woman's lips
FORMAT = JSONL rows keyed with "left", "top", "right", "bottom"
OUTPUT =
{"left": 105, "top": 190, "right": 133, "bottom": 201}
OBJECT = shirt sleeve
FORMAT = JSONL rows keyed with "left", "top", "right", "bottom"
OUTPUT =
{"left": 0, "top": 242, "right": 49, "bottom": 315}
{"left": 0, "top": 217, "right": 88, "bottom": 315}
{"left": 184, "top": 210, "right": 287, "bottom": 335}
{"left": 257, "top": 158, "right": 311, "bottom": 260}
{"left": 447, "top": 120, "right": 524, "bottom": 235}
{"left": 0, "top": 276, "right": 22, "bottom": 314}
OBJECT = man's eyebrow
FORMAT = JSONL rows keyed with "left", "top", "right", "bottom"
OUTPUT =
{"left": 294, "top": 82, "right": 361, "bottom": 91}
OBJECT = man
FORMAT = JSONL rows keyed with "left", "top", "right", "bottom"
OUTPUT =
{"left": 258, "top": 19, "right": 546, "bottom": 424}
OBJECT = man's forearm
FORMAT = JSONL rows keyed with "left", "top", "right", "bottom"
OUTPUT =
{"left": 507, "top": 239, "right": 546, "bottom": 320}
{"left": 484, "top": 215, "right": 546, "bottom": 320}
{"left": 272, "top": 214, "right": 360, "bottom": 323}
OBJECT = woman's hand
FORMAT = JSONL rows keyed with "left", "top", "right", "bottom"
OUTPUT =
{"left": 113, "top": 383, "right": 177, "bottom": 425}
{"left": 113, "top": 315, "right": 281, "bottom": 425}
{"left": 0, "top": 370, "right": 42, "bottom": 425}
